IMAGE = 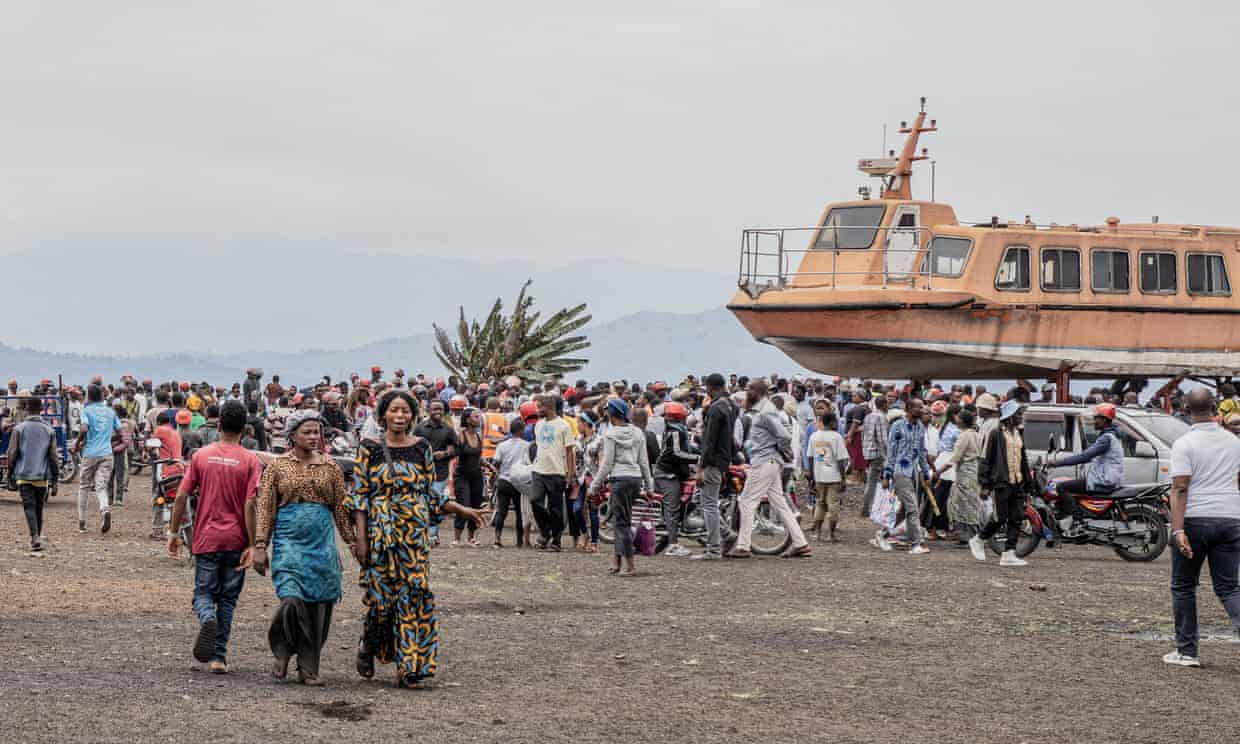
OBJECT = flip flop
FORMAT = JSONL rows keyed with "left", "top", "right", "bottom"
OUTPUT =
{"left": 272, "top": 656, "right": 290, "bottom": 680}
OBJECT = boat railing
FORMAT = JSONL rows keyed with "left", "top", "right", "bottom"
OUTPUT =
{"left": 738, "top": 226, "right": 938, "bottom": 298}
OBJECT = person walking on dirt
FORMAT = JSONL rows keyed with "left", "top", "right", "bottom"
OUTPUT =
{"left": 977, "top": 401, "right": 1032, "bottom": 568}
{"left": 5, "top": 396, "right": 59, "bottom": 555}
{"left": 691, "top": 373, "right": 735, "bottom": 561}
{"left": 860, "top": 395, "right": 889, "bottom": 517}
{"left": 166, "top": 400, "right": 262, "bottom": 675}
{"left": 76, "top": 384, "right": 120, "bottom": 534}
{"left": 530, "top": 394, "right": 576, "bottom": 551}
{"left": 726, "top": 379, "right": 811, "bottom": 560}
{"left": 873, "top": 398, "right": 932, "bottom": 555}
{"left": 1164, "top": 388, "right": 1240, "bottom": 668}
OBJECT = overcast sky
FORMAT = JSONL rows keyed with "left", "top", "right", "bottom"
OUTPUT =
{"left": 2, "top": 2, "right": 1238, "bottom": 353}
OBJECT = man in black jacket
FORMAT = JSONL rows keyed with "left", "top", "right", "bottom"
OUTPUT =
{"left": 979, "top": 400, "right": 1032, "bottom": 567}
{"left": 691, "top": 373, "right": 736, "bottom": 560}
{"left": 654, "top": 402, "right": 699, "bottom": 557}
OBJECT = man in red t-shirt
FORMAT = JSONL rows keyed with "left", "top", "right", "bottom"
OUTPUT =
{"left": 167, "top": 401, "right": 261, "bottom": 674}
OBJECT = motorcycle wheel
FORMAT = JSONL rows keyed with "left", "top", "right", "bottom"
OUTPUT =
{"left": 597, "top": 500, "right": 615, "bottom": 545}
{"left": 1112, "top": 503, "right": 1168, "bottom": 562}
{"left": 987, "top": 518, "right": 1042, "bottom": 558}
{"left": 748, "top": 502, "right": 792, "bottom": 556}
{"left": 59, "top": 453, "right": 79, "bottom": 484}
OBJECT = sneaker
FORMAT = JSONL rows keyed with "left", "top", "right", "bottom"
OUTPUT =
{"left": 193, "top": 619, "right": 218, "bottom": 663}
{"left": 871, "top": 531, "right": 893, "bottom": 552}
{"left": 999, "top": 550, "right": 1028, "bottom": 567}
{"left": 450, "top": 539, "right": 461, "bottom": 547}
{"left": 909, "top": 544, "right": 930, "bottom": 555}
{"left": 101, "top": 512, "right": 111, "bottom": 534}
{"left": 663, "top": 544, "right": 691, "bottom": 557}
{"left": 79, "top": 520, "right": 87, "bottom": 533}
{"left": 1162, "top": 650, "right": 1201, "bottom": 668}
{"left": 690, "top": 551, "right": 721, "bottom": 561}
{"left": 968, "top": 536, "right": 987, "bottom": 562}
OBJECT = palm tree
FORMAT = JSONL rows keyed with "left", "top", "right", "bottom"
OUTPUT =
{"left": 433, "top": 280, "right": 591, "bottom": 385}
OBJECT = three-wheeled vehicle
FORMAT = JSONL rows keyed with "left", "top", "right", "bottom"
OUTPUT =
{"left": 0, "top": 392, "right": 80, "bottom": 493}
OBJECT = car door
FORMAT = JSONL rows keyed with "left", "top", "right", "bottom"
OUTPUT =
{"left": 1114, "top": 418, "right": 1159, "bottom": 483}
{"left": 1022, "top": 411, "right": 1072, "bottom": 479}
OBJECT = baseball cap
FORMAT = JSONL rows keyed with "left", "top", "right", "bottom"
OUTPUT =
{"left": 976, "top": 393, "right": 999, "bottom": 412}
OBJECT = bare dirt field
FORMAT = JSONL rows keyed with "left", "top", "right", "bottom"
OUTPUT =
{"left": 2, "top": 481, "right": 1238, "bottom": 744}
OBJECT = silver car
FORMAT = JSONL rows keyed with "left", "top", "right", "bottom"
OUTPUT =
{"left": 1020, "top": 404, "right": 1190, "bottom": 485}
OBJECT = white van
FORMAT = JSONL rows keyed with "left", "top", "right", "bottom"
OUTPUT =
{"left": 1020, "top": 404, "right": 1189, "bottom": 485}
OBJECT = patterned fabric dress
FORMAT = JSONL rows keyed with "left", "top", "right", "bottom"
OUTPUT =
{"left": 346, "top": 438, "right": 447, "bottom": 682}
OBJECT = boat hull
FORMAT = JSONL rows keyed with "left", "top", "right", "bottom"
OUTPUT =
{"left": 728, "top": 303, "right": 1240, "bottom": 379}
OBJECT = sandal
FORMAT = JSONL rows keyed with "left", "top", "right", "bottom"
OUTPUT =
{"left": 272, "top": 656, "right": 290, "bottom": 680}
{"left": 585, "top": 543, "right": 599, "bottom": 554}
{"left": 298, "top": 672, "right": 324, "bottom": 687}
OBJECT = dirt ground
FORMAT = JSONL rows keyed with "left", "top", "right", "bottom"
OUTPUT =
{"left": 2, "top": 479, "right": 1239, "bottom": 744}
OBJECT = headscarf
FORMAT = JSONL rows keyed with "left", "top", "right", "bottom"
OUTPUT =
{"left": 606, "top": 397, "right": 630, "bottom": 422}
{"left": 285, "top": 409, "right": 322, "bottom": 439}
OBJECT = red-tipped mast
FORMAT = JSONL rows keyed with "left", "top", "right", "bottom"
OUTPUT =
{"left": 882, "top": 97, "right": 937, "bottom": 201}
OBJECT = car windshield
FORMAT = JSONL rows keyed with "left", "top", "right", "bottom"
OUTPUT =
{"left": 1127, "top": 413, "right": 1190, "bottom": 447}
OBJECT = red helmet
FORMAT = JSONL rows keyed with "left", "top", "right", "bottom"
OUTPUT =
{"left": 142, "top": 379, "right": 152, "bottom": 386}
{"left": 371, "top": 365, "right": 382, "bottom": 374}
{"left": 663, "top": 401, "right": 688, "bottom": 421}
{"left": 322, "top": 391, "right": 343, "bottom": 405}
{"left": 519, "top": 400, "right": 539, "bottom": 422}
{"left": 350, "top": 372, "right": 360, "bottom": 381}
{"left": 449, "top": 394, "right": 468, "bottom": 411}
{"left": 1093, "top": 403, "right": 1117, "bottom": 421}
{"left": 653, "top": 381, "right": 668, "bottom": 393}
{"left": 91, "top": 376, "right": 103, "bottom": 385}
{"left": 179, "top": 381, "right": 191, "bottom": 392}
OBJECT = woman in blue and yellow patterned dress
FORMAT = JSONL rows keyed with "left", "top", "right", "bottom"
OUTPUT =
{"left": 347, "top": 389, "right": 486, "bottom": 689}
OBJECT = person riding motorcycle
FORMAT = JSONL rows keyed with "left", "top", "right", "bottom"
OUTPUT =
{"left": 1046, "top": 403, "right": 1124, "bottom": 511}
{"left": 320, "top": 390, "right": 352, "bottom": 435}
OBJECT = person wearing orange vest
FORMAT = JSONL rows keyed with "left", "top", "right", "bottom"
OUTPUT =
{"left": 481, "top": 397, "right": 508, "bottom": 460}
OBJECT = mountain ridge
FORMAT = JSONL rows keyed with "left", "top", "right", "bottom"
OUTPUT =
{"left": 0, "top": 308, "right": 810, "bottom": 386}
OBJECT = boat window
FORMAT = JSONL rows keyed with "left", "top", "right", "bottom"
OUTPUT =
{"left": 996, "top": 245, "right": 1030, "bottom": 291}
{"left": 814, "top": 205, "right": 886, "bottom": 250}
{"left": 921, "top": 236, "right": 972, "bottom": 277}
{"left": 1186, "top": 253, "right": 1231, "bottom": 296}
{"left": 1041, "top": 247, "right": 1081, "bottom": 292}
{"left": 1139, "top": 251, "right": 1177, "bottom": 294}
{"left": 1090, "top": 249, "right": 1130, "bottom": 293}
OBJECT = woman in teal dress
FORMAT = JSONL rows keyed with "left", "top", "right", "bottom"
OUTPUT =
{"left": 251, "top": 409, "right": 352, "bottom": 686}
{"left": 349, "top": 390, "right": 486, "bottom": 689}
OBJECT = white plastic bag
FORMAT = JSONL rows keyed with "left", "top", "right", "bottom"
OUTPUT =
{"left": 869, "top": 485, "right": 899, "bottom": 531}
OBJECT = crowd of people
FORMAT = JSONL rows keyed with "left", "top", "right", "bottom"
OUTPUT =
{"left": 4, "top": 367, "right": 1239, "bottom": 680}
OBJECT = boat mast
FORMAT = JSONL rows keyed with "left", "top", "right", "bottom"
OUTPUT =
{"left": 882, "top": 97, "right": 937, "bottom": 201}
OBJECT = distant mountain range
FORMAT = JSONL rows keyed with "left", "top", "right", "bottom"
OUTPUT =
{"left": 0, "top": 243, "right": 738, "bottom": 357}
{"left": 0, "top": 308, "right": 811, "bottom": 387}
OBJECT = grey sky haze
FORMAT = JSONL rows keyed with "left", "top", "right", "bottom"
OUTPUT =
{"left": 2, "top": 2, "right": 1237, "bottom": 354}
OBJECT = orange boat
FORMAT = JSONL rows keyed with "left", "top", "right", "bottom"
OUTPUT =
{"left": 728, "top": 99, "right": 1240, "bottom": 395}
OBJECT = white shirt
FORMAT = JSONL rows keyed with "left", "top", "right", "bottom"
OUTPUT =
{"left": 1169, "top": 422, "right": 1240, "bottom": 520}
{"left": 809, "top": 429, "right": 847, "bottom": 483}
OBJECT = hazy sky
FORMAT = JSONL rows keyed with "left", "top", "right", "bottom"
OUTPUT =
{"left": 2, "top": 2, "right": 1238, "bottom": 352}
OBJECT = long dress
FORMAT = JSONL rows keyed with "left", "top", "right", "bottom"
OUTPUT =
{"left": 347, "top": 438, "right": 446, "bottom": 683}
{"left": 946, "top": 428, "right": 983, "bottom": 532}
{"left": 254, "top": 453, "right": 352, "bottom": 679}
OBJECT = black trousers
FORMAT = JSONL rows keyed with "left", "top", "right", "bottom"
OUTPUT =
{"left": 453, "top": 470, "right": 485, "bottom": 532}
{"left": 492, "top": 479, "right": 525, "bottom": 539}
{"left": 19, "top": 483, "right": 47, "bottom": 540}
{"left": 531, "top": 473, "right": 566, "bottom": 542}
{"left": 268, "top": 598, "right": 333, "bottom": 679}
{"left": 979, "top": 484, "right": 1024, "bottom": 551}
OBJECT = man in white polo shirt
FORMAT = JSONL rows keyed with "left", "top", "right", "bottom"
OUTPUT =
{"left": 1164, "top": 388, "right": 1240, "bottom": 668}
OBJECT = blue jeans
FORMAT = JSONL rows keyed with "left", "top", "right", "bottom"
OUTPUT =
{"left": 1171, "top": 517, "right": 1240, "bottom": 658}
{"left": 192, "top": 550, "right": 246, "bottom": 662}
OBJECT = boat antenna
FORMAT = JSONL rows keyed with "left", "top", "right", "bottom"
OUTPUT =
{"left": 882, "top": 97, "right": 937, "bottom": 201}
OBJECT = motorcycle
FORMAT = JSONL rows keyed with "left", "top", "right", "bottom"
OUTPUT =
{"left": 146, "top": 438, "right": 193, "bottom": 558}
{"left": 988, "top": 442, "right": 1168, "bottom": 562}
{"left": 597, "top": 464, "right": 794, "bottom": 555}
